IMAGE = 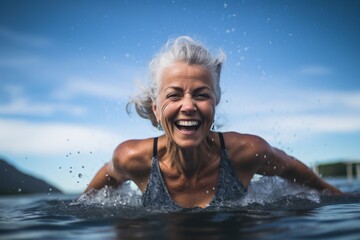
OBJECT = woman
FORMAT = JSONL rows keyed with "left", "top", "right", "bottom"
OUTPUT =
{"left": 85, "top": 36, "right": 341, "bottom": 209}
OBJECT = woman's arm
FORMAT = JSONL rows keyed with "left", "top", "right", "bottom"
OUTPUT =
{"left": 257, "top": 147, "right": 342, "bottom": 195}
{"left": 84, "top": 142, "right": 132, "bottom": 193}
{"left": 226, "top": 132, "right": 342, "bottom": 195}
{"left": 84, "top": 139, "right": 152, "bottom": 193}
{"left": 84, "top": 160, "right": 124, "bottom": 193}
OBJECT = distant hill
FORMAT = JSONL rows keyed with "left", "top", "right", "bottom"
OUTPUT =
{"left": 0, "top": 159, "right": 62, "bottom": 195}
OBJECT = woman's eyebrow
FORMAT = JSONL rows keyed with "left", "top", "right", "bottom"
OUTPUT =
{"left": 163, "top": 86, "right": 212, "bottom": 94}
{"left": 163, "top": 86, "right": 183, "bottom": 92}
{"left": 193, "top": 86, "right": 212, "bottom": 93}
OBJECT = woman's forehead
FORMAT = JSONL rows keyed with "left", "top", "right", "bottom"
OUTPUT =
{"left": 160, "top": 62, "right": 212, "bottom": 88}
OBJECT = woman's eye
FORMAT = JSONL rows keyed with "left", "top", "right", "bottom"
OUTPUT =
{"left": 195, "top": 93, "right": 210, "bottom": 100}
{"left": 166, "top": 94, "right": 181, "bottom": 100}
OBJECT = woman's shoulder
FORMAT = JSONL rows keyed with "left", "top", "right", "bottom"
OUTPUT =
{"left": 221, "top": 131, "right": 272, "bottom": 164}
{"left": 112, "top": 137, "right": 156, "bottom": 173}
{"left": 222, "top": 131, "right": 270, "bottom": 149}
{"left": 219, "top": 131, "right": 273, "bottom": 187}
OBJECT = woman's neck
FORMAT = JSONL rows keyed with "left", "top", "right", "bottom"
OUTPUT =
{"left": 164, "top": 135, "right": 217, "bottom": 178}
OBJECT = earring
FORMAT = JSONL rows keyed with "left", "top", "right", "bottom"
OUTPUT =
{"left": 157, "top": 121, "right": 163, "bottom": 131}
{"left": 211, "top": 121, "right": 216, "bottom": 131}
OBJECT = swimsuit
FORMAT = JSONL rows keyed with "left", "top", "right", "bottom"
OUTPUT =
{"left": 142, "top": 132, "right": 246, "bottom": 211}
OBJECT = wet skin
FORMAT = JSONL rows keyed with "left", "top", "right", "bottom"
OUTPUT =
{"left": 85, "top": 62, "right": 342, "bottom": 209}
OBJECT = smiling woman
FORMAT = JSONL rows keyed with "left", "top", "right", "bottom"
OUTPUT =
{"left": 153, "top": 62, "right": 216, "bottom": 150}
{"left": 85, "top": 36, "right": 341, "bottom": 210}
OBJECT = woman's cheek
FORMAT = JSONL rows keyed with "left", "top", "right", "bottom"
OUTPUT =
{"left": 159, "top": 100, "right": 171, "bottom": 117}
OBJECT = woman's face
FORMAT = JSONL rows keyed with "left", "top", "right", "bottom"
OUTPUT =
{"left": 153, "top": 62, "right": 216, "bottom": 149}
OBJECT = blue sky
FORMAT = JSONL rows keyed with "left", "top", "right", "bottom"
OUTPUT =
{"left": 0, "top": 0, "right": 359, "bottom": 193}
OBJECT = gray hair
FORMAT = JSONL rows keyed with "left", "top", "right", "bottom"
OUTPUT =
{"left": 127, "top": 36, "right": 226, "bottom": 127}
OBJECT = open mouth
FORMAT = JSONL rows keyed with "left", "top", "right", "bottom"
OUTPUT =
{"left": 175, "top": 120, "right": 201, "bottom": 132}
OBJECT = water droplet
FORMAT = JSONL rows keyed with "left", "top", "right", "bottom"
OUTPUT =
{"left": 78, "top": 173, "right": 82, "bottom": 178}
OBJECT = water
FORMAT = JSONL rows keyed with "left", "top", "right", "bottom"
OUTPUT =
{"left": 1, "top": 177, "right": 359, "bottom": 240}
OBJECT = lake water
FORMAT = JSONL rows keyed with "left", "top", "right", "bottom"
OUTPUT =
{"left": 1, "top": 177, "right": 359, "bottom": 240}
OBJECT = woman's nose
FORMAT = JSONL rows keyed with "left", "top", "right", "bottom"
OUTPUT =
{"left": 181, "top": 94, "right": 196, "bottom": 113}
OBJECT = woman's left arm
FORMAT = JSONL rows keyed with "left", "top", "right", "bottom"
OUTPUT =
{"left": 257, "top": 146, "right": 342, "bottom": 195}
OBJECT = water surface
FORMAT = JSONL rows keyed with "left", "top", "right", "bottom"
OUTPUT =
{"left": 1, "top": 177, "right": 359, "bottom": 240}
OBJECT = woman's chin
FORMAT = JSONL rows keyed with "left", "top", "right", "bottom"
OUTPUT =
{"left": 171, "top": 128, "right": 207, "bottom": 149}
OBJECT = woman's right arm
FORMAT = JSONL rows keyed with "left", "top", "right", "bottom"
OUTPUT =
{"left": 84, "top": 138, "right": 153, "bottom": 193}
{"left": 84, "top": 142, "right": 131, "bottom": 193}
{"left": 84, "top": 159, "right": 125, "bottom": 193}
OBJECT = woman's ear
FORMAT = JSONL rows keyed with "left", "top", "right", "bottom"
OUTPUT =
{"left": 152, "top": 102, "right": 159, "bottom": 122}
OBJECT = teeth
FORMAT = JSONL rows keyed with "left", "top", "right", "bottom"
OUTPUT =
{"left": 177, "top": 120, "right": 199, "bottom": 127}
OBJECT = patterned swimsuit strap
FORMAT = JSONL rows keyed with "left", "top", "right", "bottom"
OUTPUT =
{"left": 153, "top": 137, "right": 158, "bottom": 158}
{"left": 218, "top": 132, "right": 226, "bottom": 150}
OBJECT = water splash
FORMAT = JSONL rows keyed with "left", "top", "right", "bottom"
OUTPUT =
{"left": 240, "top": 176, "right": 321, "bottom": 209}
{"left": 73, "top": 181, "right": 142, "bottom": 207}
{"left": 72, "top": 177, "right": 323, "bottom": 212}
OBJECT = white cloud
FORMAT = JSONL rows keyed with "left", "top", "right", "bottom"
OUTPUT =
{"left": 314, "top": 91, "right": 360, "bottom": 109}
{"left": 52, "top": 78, "right": 134, "bottom": 101}
{"left": 219, "top": 89, "right": 360, "bottom": 141}
{"left": 0, "top": 119, "right": 123, "bottom": 155}
{"left": 255, "top": 114, "right": 360, "bottom": 133}
{"left": 0, "top": 27, "right": 51, "bottom": 47}
{"left": 0, "top": 98, "right": 86, "bottom": 116}
{"left": 299, "top": 66, "right": 332, "bottom": 76}
{"left": 222, "top": 88, "right": 360, "bottom": 115}
{"left": 220, "top": 112, "right": 360, "bottom": 149}
{"left": 0, "top": 56, "right": 43, "bottom": 68}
